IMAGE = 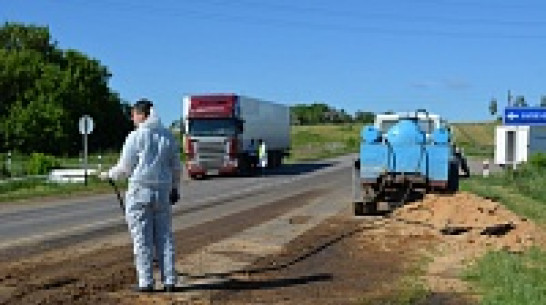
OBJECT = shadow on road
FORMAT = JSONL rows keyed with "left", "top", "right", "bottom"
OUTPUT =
{"left": 170, "top": 273, "right": 332, "bottom": 292}
{"left": 263, "top": 162, "right": 333, "bottom": 176}
{"left": 196, "top": 162, "right": 335, "bottom": 180}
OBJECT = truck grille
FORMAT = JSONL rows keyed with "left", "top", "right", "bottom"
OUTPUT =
{"left": 198, "top": 141, "right": 226, "bottom": 155}
{"left": 196, "top": 141, "right": 226, "bottom": 169}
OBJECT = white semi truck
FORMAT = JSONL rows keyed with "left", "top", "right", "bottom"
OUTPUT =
{"left": 182, "top": 94, "right": 290, "bottom": 178}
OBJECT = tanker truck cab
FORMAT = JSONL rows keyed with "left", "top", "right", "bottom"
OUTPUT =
{"left": 374, "top": 112, "right": 443, "bottom": 142}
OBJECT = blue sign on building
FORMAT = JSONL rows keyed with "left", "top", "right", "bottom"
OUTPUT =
{"left": 503, "top": 107, "right": 546, "bottom": 126}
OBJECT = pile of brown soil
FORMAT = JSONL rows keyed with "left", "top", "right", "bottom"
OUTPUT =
{"left": 390, "top": 192, "right": 546, "bottom": 303}
{"left": 392, "top": 192, "right": 540, "bottom": 254}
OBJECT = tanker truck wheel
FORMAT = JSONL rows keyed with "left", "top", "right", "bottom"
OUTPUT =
{"left": 354, "top": 200, "right": 377, "bottom": 216}
{"left": 354, "top": 201, "right": 364, "bottom": 216}
{"left": 447, "top": 160, "right": 459, "bottom": 193}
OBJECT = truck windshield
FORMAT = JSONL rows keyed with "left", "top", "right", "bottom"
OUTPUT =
{"left": 188, "top": 119, "right": 237, "bottom": 136}
{"left": 379, "top": 119, "right": 436, "bottom": 134}
{"left": 418, "top": 120, "right": 435, "bottom": 134}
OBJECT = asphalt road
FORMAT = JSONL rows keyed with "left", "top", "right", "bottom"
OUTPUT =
{"left": 466, "top": 157, "right": 503, "bottom": 175}
{"left": 0, "top": 156, "right": 352, "bottom": 252}
{"left": 0, "top": 154, "right": 502, "bottom": 253}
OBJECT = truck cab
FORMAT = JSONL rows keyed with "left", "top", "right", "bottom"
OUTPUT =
{"left": 184, "top": 95, "right": 241, "bottom": 178}
{"left": 183, "top": 94, "right": 290, "bottom": 179}
{"left": 374, "top": 112, "right": 445, "bottom": 142}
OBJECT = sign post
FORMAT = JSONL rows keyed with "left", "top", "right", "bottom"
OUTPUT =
{"left": 502, "top": 107, "right": 546, "bottom": 169}
{"left": 503, "top": 107, "right": 546, "bottom": 126}
{"left": 79, "top": 115, "right": 94, "bottom": 186}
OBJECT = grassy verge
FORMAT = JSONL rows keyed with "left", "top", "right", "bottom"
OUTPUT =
{"left": 463, "top": 247, "right": 546, "bottom": 305}
{"left": 451, "top": 122, "right": 496, "bottom": 158}
{"left": 460, "top": 169, "right": 546, "bottom": 225}
{"left": 0, "top": 177, "right": 127, "bottom": 204}
{"left": 460, "top": 164, "right": 546, "bottom": 304}
{"left": 288, "top": 124, "right": 361, "bottom": 161}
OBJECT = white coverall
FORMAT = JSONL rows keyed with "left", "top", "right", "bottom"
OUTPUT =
{"left": 108, "top": 110, "right": 181, "bottom": 288}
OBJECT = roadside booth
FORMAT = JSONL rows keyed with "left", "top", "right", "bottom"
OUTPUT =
{"left": 495, "top": 107, "right": 546, "bottom": 166}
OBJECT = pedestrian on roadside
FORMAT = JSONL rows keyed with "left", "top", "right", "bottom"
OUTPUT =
{"left": 257, "top": 139, "right": 268, "bottom": 176}
{"left": 100, "top": 99, "right": 181, "bottom": 293}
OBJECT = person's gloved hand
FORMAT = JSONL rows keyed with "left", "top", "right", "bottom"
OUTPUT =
{"left": 169, "top": 188, "right": 180, "bottom": 205}
{"left": 98, "top": 171, "right": 110, "bottom": 181}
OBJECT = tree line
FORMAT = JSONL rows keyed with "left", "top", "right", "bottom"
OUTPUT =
{"left": 0, "top": 22, "right": 132, "bottom": 156}
{"left": 489, "top": 95, "right": 546, "bottom": 116}
{"left": 290, "top": 103, "right": 375, "bottom": 125}
{"left": 172, "top": 103, "right": 376, "bottom": 131}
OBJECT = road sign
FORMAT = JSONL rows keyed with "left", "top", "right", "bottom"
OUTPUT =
{"left": 503, "top": 107, "right": 546, "bottom": 126}
{"left": 78, "top": 115, "right": 94, "bottom": 186}
{"left": 79, "top": 115, "right": 94, "bottom": 135}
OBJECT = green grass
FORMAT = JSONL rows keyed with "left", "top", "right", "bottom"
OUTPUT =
{"left": 0, "top": 177, "right": 127, "bottom": 203}
{"left": 460, "top": 164, "right": 546, "bottom": 304}
{"left": 461, "top": 167, "right": 546, "bottom": 225}
{"left": 290, "top": 122, "right": 499, "bottom": 161}
{"left": 56, "top": 152, "right": 120, "bottom": 168}
{"left": 451, "top": 122, "right": 497, "bottom": 158}
{"left": 288, "top": 123, "right": 361, "bottom": 161}
{"left": 463, "top": 247, "right": 546, "bottom": 305}
{"left": 0, "top": 151, "right": 124, "bottom": 203}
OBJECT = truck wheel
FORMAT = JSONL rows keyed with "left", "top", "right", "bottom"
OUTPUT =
{"left": 239, "top": 155, "right": 250, "bottom": 176}
{"left": 275, "top": 152, "right": 283, "bottom": 167}
{"left": 354, "top": 200, "right": 377, "bottom": 216}
{"left": 266, "top": 151, "right": 277, "bottom": 168}
{"left": 354, "top": 201, "right": 365, "bottom": 216}
{"left": 364, "top": 201, "right": 377, "bottom": 215}
{"left": 447, "top": 161, "right": 459, "bottom": 193}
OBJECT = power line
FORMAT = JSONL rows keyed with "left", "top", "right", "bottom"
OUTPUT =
{"left": 200, "top": 0, "right": 546, "bottom": 27}
{"left": 61, "top": 0, "right": 546, "bottom": 40}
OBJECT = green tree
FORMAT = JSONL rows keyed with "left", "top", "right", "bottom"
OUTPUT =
{"left": 354, "top": 110, "right": 375, "bottom": 123}
{"left": 290, "top": 103, "right": 331, "bottom": 125}
{"left": 0, "top": 22, "right": 131, "bottom": 155}
{"left": 514, "top": 95, "right": 527, "bottom": 107}
{"left": 489, "top": 98, "right": 498, "bottom": 116}
{"left": 540, "top": 95, "right": 546, "bottom": 107}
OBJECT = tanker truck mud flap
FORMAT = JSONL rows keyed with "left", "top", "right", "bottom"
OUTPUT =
{"left": 352, "top": 159, "right": 378, "bottom": 216}
{"left": 352, "top": 159, "right": 365, "bottom": 216}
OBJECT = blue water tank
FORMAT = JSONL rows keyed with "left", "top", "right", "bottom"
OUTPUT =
{"left": 361, "top": 126, "right": 381, "bottom": 143}
{"left": 432, "top": 127, "right": 451, "bottom": 144}
{"left": 385, "top": 119, "right": 425, "bottom": 145}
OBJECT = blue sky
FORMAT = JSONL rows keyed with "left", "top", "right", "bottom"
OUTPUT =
{"left": 3, "top": 0, "right": 546, "bottom": 124}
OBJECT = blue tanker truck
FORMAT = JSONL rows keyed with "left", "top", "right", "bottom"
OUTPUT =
{"left": 352, "top": 110, "right": 469, "bottom": 215}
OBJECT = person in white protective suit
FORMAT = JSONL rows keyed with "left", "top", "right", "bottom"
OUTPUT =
{"left": 100, "top": 99, "right": 181, "bottom": 293}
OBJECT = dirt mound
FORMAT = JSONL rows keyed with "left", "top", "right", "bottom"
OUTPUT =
{"left": 384, "top": 192, "right": 546, "bottom": 302}
{"left": 392, "top": 192, "right": 539, "bottom": 254}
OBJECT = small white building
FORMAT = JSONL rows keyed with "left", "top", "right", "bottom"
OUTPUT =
{"left": 495, "top": 125, "right": 546, "bottom": 165}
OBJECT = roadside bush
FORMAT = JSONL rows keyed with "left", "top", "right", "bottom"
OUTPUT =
{"left": 26, "top": 153, "right": 60, "bottom": 175}
{"left": 0, "top": 164, "right": 9, "bottom": 178}
{"left": 529, "top": 152, "right": 546, "bottom": 168}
